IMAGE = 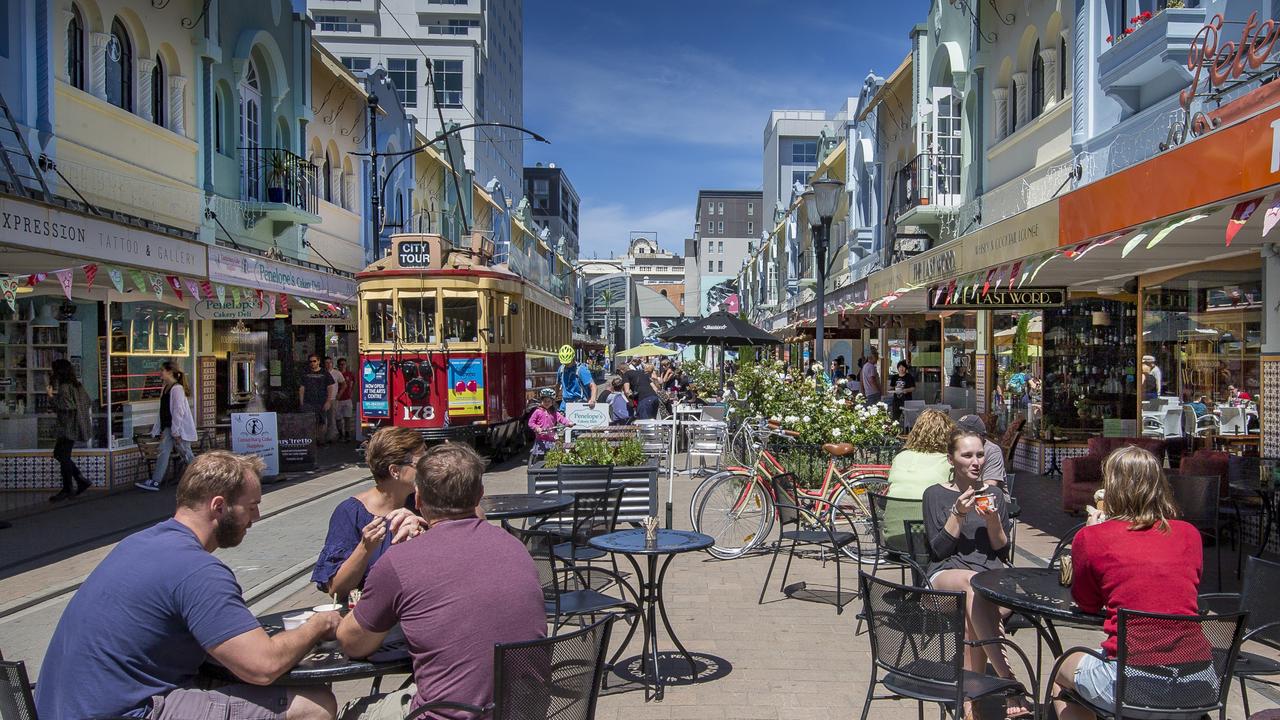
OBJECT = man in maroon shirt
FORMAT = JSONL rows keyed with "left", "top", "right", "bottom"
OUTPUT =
{"left": 336, "top": 443, "right": 545, "bottom": 719}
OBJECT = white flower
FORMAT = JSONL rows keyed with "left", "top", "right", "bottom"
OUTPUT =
{"left": 770, "top": 415, "right": 782, "bottom": 422}
{"left": 801, "top": 415, "right": 811, "bottom": 424}
{"left": 784, "top": 415, "right": 800, "bottom": 424}
{"left": 837, "top": 378, "right": 848, "bottom": 386}
{"left": 831, "top": 428, "right": 842, "bottom": 437}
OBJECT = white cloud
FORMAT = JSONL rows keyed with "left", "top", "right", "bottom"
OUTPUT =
{"left": 578, "top": 203, "right": 692, "bottom": 258}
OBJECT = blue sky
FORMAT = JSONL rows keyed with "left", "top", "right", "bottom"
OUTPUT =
{"left": 522, "top": 1, "right": 927, "bottom": 258}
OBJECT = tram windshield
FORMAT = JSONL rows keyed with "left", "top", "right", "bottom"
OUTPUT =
{"left": 401, "top": 296, "right": 437, "bottom": 344}
{"left": 443, "top": 298, "right": 479, "bottom": 343}
{"left": 367, "top": 298, "right": 394, "bottom": 344}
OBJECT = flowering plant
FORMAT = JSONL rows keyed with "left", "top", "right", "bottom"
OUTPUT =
{"left": 1107, "top": 10, "right": 1154, "bottom": 45}
{"left": 733, "top": 360, "right": 900, "bottom": 447}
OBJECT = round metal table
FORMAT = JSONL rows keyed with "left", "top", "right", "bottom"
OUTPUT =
{"left": 971, "top": 567, "right": 1104, "bottom": 656}
{"left": 202, "top": 610, "right": 411, "bottom": 687}
{"left": 479, "top": 493, "right": 574, "bottom": 520}
{"left": 588, "top": 529, "right": 713, "bottom": 702}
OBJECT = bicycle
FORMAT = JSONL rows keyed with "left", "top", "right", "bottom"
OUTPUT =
{"left": 690, "top": 420, "right": 891, "bottom": 561}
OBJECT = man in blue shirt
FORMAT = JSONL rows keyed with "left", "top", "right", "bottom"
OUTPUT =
{"left": 37, "top": 452, "right": 341, "bottom": 720}
{"left": 556, "top": 345, "right": 597, "bottom": 411}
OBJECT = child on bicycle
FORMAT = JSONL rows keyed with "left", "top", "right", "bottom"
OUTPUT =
{"left": 529, "top": 389, "right": 572, "bottom": 460}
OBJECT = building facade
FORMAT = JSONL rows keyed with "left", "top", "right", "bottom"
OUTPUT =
{"left": 523, "top": 162, "right": 580, "bottom": 260}
{"left": 311, "top": 0, "right": 525, "bottom": 199}
{"left": 688, "top": 189, "right": 760, "bottom": 316}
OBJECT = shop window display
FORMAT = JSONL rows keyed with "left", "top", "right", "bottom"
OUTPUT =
{"left": 993, "top": 311, "right": 1043, "bottom": 434}
{"left": 105, "top": 302, "right": 192, "bottom": 443}
{"left": 943, "top": 313, "right": 977, "bottom": 412}
{"left": 1042, "top": 299, "right": 1137, "bottom": 431}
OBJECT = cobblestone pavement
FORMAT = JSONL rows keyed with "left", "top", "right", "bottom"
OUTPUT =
{"left": 3, "top": 452, "right": 1274, "bottom": 719}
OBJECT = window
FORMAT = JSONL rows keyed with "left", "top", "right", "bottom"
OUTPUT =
{"left": 239, "top": 62, "right": 262, "bottom": 200}
{"left": 706, "top": 220, "right": 713, "bottom": 233}
{"left": 706, "top": 201, "right": 713, "bottom": 214}
{"left": 213, "top": 91, "right": 224, "bottom": 153}
{"left": 341, "top": 56, "right": 371, "bottom": 73}
{"left": 791, "top": 170, "right": 809, "bottom": 188}
{"left": 151, "top": 55, "right": 165, "bottom": 127}
{"left": 717, "top": 241, "right": 724, "bottom": 253}
{"left": 708, "top": 260, "right": 714, "bottom": 272}
{"left": 387, "top": 58, "right": 417, "bottom": 107}
{"left": 717, "top": 201, "right": 724, "bottom": 215}
{"left": 1059, "top": 35, "right": 1068, "bottom": 99}
{"left": 747, "top": 202, "right": 754, "bottom": 216}
{"left": 427, "top": 19, "right": 480, "bottom": 35}
{"left": 66, "top": 6, "right": 85, "bottom": 90}
{"left": 442, "top": 298, "right": 478, "bottom": 342}
{"left": 433, "top": 59, "right": 463, "bottom": 108}
{"left": 428, "top": 0, "right": 468, "bottom": 3}
{"left": 323, "top": 149, "right": 334, "bottom": 202}
{"left": 106, "top": 18, "right": 133, "bottom": 112}
{"left": 747, "top": 221, "right": 753, "bottom": 235}
{"left": 1008, "top": 80, "right": 1018, "bottom": 133}
{"left": 316, "top": 15, "right": 361, "bottom": 32}
{"left": 792, "top": 140, "right": 818, "bottom": 164}
{"left": 717, "top": 261, "right": 724, "bottom": 272}
{"left": 717, "top": 221, "right": 724, "bottom": 233}
{"left": 705, "top": 239, "right": 712, "bottom": 254}
{"left": 401, "top": 296, "right": 437, "bottom": 343}
{"left": 1030, "top": 40, "right": 1044, "bottom": 120}
{"left": 367, "top": 299, "right": 394, "bottom": 343}
{"left": 533, "top": 178, "right": 549, "bottom": 209}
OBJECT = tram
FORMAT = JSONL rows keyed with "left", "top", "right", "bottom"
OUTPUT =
{"left": 356, "top": 233, "right": 572, "bottom": 454}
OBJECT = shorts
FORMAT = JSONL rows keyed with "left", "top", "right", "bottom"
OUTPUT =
{"left": 336, "top": 399, "right": 354, "bottom": 419}
{"left": 148, "top": 684, "right": 289, "bottom": 720}
{"left": 1074, "top": 651, "right": 1218, "bottom": 710}
{"left": 339, "top": 688, "right": 414, "bottom": 720}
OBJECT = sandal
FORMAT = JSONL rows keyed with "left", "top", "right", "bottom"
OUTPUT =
{"left": 1005, "top": 697, "right": 1034, "bottom": 719}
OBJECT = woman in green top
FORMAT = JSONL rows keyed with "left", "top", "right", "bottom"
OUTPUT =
{"left": 879, "top": 409, "right": 955, "bottom": 548}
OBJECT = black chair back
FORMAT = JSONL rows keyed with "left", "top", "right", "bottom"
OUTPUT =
{"left": 1, "top": 659, "right": 36, "bottom": 720}
{"left": 492, "top": 615, "right": 616, "bottom": 720}
{"left": 1113, "top": 608, "right": 1246, "bottom": 717}
{"left": 1049, "top": 522, "right": 1086, "bottom": 570}
{"left": 868, "top": 491, "right": 922, "bottom": 556}
{"left": 859, "top": 572, "right": 966, "bottom": 690}
{"left": 566, "top": 487, "right": 623, "bottom": 550}
{"left": 769, "top": 473, "right": 802, "bottom": 529}
{"left": 1240, "top": 555, "right": 1280, "bottom": 650}
{"left": 1168, "top": 474, "right": 1220, "bottom": 534}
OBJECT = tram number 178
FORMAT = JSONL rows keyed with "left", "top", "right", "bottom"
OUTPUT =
{"left": 403, "top": 406, "right": 436, "bottom": 421}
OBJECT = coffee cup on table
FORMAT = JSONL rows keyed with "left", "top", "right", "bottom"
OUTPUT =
{"left": 283, "top": 611, "right": 314, "bottom": 631}
{"left": 311, "top": 603, "right": 343, "bottom": 613}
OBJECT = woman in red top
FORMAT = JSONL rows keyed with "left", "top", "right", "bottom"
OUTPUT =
{"left": 1053, "top": 445, "right": 1206, "bottom": 720}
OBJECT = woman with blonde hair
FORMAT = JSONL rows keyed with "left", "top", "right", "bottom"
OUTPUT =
{"left": 1051, "top": 445, "right": 1205, "bottom": 720}
{"left": 886, "top": 408, "right": 955, "bottom": 500}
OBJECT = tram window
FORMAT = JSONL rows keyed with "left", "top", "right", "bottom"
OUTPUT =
{"left": 443, "top": 298, "right": 478, "bottom": 342}
{"left": 367, "top": 299, "right": 394, "bottom": 344}
{"left": 401, "top": 296, "right": 437, "bottom": 344}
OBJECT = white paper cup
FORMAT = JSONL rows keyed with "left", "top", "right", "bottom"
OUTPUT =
{"left": 283, "top": 611, "right": 314, "bottom": 631}
{"left": 311, "top": 603, "right": 343, "bottom": 613}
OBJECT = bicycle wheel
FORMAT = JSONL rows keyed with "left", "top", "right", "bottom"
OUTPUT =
{"left": 694, "top": 472, "right": 774, "bottom": 559}
{"left": 829, "top": 477, "right": 886, "bottom": 563}
{"left": 687, "top": 468, "right": 741, "bottom": 531}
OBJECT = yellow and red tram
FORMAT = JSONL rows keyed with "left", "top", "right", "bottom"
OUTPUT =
{"left": 356, "top": 233, "right": 571, "bottom": 453}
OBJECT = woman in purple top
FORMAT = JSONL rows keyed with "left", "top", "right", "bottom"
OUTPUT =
{"left": 313, "top": 426, "right": 425, "bottom": 601}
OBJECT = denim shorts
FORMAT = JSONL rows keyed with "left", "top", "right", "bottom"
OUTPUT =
{"left": 1075, "top": 651, "right": 1219, "bottom": 710}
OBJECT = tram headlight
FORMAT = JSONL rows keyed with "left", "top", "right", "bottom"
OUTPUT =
{"left": 401, "top": 360, "right": 431, "bottom": 402}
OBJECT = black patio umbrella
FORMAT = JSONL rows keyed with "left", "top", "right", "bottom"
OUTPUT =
{"left": 662, "top": 311, "right": 780, "bottom": 388}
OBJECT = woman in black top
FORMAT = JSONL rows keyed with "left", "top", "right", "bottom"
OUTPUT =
{"left": 47, "top": 359, "right": 91, "bottom": 502}
{"left": 889, "top": 360, "right": 916, "bottom": 420}
{"left": 923, "top": 429, "right": 1027, "bottom": 716}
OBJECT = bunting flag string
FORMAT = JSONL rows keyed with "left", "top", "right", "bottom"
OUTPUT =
{"left": 82, "top": 264, "right": 98, "bottom": 287}
{"left": 278, "top": 294, "right": 290, "bottom": 313}
{"left": 128, "top": 270, "right": 147, "bottom": 294}
{"left": 1264, "top": 193, "right": 1280, "bottom": 237}
{"left": 200, "top": 280, "right": 215, "bottom": 300}
{"left": 54, "top": 269, "right": 74, "bottom": 300}
{"left": 148, "top": 273, "right": 166, "bottom": 302}
{"left": 255, "top": 289, "right": 265, "bottom": 308}
{"left": 185, "top": 279, "right": 201, "bottom": 302}
{"left": 1226, "top": 196, "right": 1264, "bottom": 246}
{"left": 27, "top": 272, "right": 46, "bottom": 287}
{"left": 215, "top": 284, "right": 226, "bottom": 304}
{"left": 166, "top": 276, "right": 184, "bottom": 300}
{"left": 107, "top": 267, "right": 125, "bottom": 293}
{"left": 1006, "top": 261, "right": 1022, "bottom": 289}
{"left": 0, "top": 278, "right": 17, "bottom": 311}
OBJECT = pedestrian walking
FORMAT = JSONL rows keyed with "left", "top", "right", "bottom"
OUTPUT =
{"left": 334, "top": 358, "right": 356, "bottom": 442}
{"left": 556, "top": 344, "right": 597, "bottom": 411}
{"left": 324, "top": 358, "right": 344, "bottom": 443}
{"left": 135, "top": 362, "right": 196, "bottom": 492}
{"left": 47, "top": 358, "right": 91, "bottom": 502}
{"left": 861, "top": 349, "right": 883, "bottom": 404}
{"left": 299, "top": 354, "right": 336, "bottom": 448}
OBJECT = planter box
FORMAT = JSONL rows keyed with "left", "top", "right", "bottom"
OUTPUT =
{"left": 527, "top": 461, "right": 659, "bottom": 523}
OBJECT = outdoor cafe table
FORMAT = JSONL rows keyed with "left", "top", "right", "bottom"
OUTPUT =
{"left": 970, "top": 567, "right": 1104, "bottom": 657}
{"left": 480, "top": 493, "right": 574, "bottom": 521}
{"left": 202, "top": 610, "right": 411, "bottom": 688}
{"left": 588, "top": 528, "right": 714, "bottom": 702}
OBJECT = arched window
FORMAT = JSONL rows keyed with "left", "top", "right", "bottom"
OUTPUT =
{"left": 105, "top": 19, "right": 133, "bottom": 112}
{"left": 213, "top": 89, "right": 224, "bottom": 154}
{"left": 66, "top": 6, "right": 85, "bottom": 90}
{"left": 1059, "top": 35, "right": 1068, "bottom": 99}
{"left": 239, "top": 62, "right": 262, "bottom": 200}
{"left": 324, "top": 149, "right": 334, "bottom": 202}
{"left": 151, "top": 55, "right": 165, "bottom": 127}
{"left": 1030, "top": 41, "right": 1044, "bottom": 119}
{"left": 1008, "top": 80, "right": 1018, "bottom": 133}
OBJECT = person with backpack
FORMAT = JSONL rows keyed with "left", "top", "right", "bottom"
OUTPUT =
{"left": 136, "top": 361, "right": 198, "bottom": 492}
{"left": 47, "top": 358, "right": 92, "bottom": 502}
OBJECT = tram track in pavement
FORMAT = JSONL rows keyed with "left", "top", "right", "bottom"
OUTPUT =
{"left": 0, "top": 469, "right": 372, "bottom": 621}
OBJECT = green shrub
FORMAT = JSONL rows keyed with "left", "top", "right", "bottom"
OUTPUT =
{"left": 537, "top": 437, "right": 650, "bottom": 467}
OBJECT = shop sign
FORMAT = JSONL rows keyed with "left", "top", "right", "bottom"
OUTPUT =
{"left": 0, "top": 195, "right": 206, "bottom": 275}
{"left": 290, "top": 307, "right": 356, "bottom": 329}
{"left": 447, "top": 357, "right": 484, "bottom": 415}
{"left": 565, "top": 402, "right": 608, "bottom": 430}
{"left": 207, "top": 246, "right": 356, "bottom": 304}
{"left": 910, "top": 248, "right": 957, "bottom": 286}
{"left": 193, "top": 299, "right": 271, "bottom": 321}
{"left": 929, "top": 287, "right": 1067, "bottom": 310}
{"left": 361, "top": 359, "right": 389, "bottom": 418}
{"left": 965, "top": 201, "right": 1058, "bottom": 268}
{"left": 1145, "top": 289, "right": 1190, "bottom": 312}
{"left": 230, "top": 412, "right": 279, "bottom": 476}
{"left": 396, "top": 239, "right": 432, "bottom": 268}
{"left": 277, "top": 413, "right": 316, "bottom": 470}
{"left": 1181, "top": 12, "right": 1280, "bottom": 112}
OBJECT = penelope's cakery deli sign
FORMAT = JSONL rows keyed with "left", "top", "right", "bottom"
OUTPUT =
{"left": 1182, "top": 11, "right": 1280, "bottom": 111}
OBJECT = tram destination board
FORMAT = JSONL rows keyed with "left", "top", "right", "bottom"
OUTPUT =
{"left": 396, "top": 240, "right": 431, "bottom": 268}
{"left": 929, "top": 287, "right": 1067, "bottom": 310}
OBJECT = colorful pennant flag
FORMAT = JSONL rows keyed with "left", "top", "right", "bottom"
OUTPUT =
{"left": 27, "top": 272, "right": 46, "bottom": 287}
{"left": 82, "top": 264, "right": 98, "bottom": 287}
{"left": 128, "top": 270, "right": 147, "bottom": 294}
{"left": 166, "top": 276, "right": 184, "bottom": 300}
{"left": 1007, "top": 261, "right": 1023, "bottom": 289}
{"left": 107, "top": 266, "right": 124, "bottom": 293}
{"left": 0, "top": 278, "right": 17, "bottom": 311}
{"left": 267, "top": 293, "right": 277, "bottom": 315}
{"left": 1264, "top": 194, "right": 1280, "bottom": 237}
{"left": 185, "top": 279, "right": 201, "bottom": 302}
{"left": 946, "top": 278, "right": 957, "bottom": 304}
{"left": 255, "top": 289, "right": 265, "bottom": 308}
{"left": 1226, "top": 196, "right": 1264, "bottom": 246}
{"left": 1121, "top": 230, "right": 1150, "bottom": 258}
{"left": 981, "top": 268, "right": 997, "bottom": 297}
{"left": 200, "top": 280, "right": 215, "bottom": 300}
{"left": 54, "top": 269, "right": 74, "bottom": 300}
{"left": 278, "top": 294, "right": 289, "bottom": 313}
{"left": 214, "top": 284, "right": 225, "bottom": 304}
{"left": 148, "top": 273, "right": 165, "bottom": 301}
{"left": 231, "top": 287, "right": 242, "bottom": 305}
{"left": 1148, "top": 213, "right": 1209, "bottom": 250}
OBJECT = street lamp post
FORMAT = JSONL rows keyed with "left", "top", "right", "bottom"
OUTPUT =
{"left": 803, "top": 175, "right": 844, "bottom": 381}
{"left": 366, "top": 93, "right": 380, "bottom": 258}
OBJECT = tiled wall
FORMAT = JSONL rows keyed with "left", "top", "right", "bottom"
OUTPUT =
{"left": 1011, "top": 439, "right": 1090, "bottom": 474}
{"left": 975, "top": 354, "right": 988, "bottom": 414}
{"left": 0, "top": 447, "right": 145, "bottom": 515}
{"left": 1263, "top": 354, "right": 1280, "bottom": 459}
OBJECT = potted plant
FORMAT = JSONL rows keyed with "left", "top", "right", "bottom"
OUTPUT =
{"left": 527, "top": 437, "right": 659, "bottom": 519}
{"left": 265, "top": 150, "right": 288, "bottom": 204}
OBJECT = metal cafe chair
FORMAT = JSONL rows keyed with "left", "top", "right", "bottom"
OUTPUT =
{"left": 683, "top": 422, "right": 727, "bottom": 476}
{"left": 758, "top": 473, "right": 864, "bottom": 614}
{"left": 1168, "top": 473, "right": 1226, "bottom": 591}
{"left": 2, "top": 658, "right": 136, "bottom": 720}
{"left": 1046, "top": 608, "right": 1248, "bottom": 720}
{"left": 857, "top": 572, "right": 1037, "bottom": 720}
{"left": 405, "top": 615, "right": 618, "bottom": 720}
{"left": 1198, "top": 555, "right": 1280, "bottom": 718}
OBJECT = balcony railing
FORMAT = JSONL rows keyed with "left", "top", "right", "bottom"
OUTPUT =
{"left": 892, "top": 151, "right": 963, "bottom": 218}
{"left": 239, "top": 146, "right": 319, "bottom": 216}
